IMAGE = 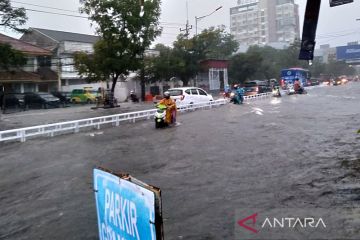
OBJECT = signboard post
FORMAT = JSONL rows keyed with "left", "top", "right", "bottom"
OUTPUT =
{"left": 94, "top": 168, "right": 163, "bottom": 240}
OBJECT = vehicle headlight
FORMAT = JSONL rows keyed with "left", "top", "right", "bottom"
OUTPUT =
{"left": 230, "top": 93, "right": 235, "bottom": 97}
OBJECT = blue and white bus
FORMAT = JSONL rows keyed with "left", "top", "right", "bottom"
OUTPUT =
{"left": 280, "top": 68, "right": 311, "bottom": 89}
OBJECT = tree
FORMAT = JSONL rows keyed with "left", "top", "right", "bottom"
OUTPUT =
{"left": 170, "top": 34, "right": 200, "bottom": 87}
{"left": 308, "top": 58, "right": 326, "bottom": 77}
{"left": 325, "top": 60, "right": 356, "bottom": 77}
{"left": 228, "top": 52, "right": 263, "bottom": 84}
{"left": 0, "top": 0, "right": 27, "bottom": 32}
{"left": 75, "top": 0, "right": 162, "bottom": 97}
{"left": 278, "top": 39, "right": 308, "bottom": 69}
{"left": 194, "top": 26, "right": 239, "bottom": 60}
{"left": 247, "top": 45, "right": 281, "bottom": 80}
{"left": 0, "top": 1, "right": 27, "bottom": 71}
{"left": 166, "top": 27, "right": 239, "bottom": 86}
{"left": 0, "top": 43, "right": 26, "bottom": 70}
{"left": 146, "top": 44, "right": 176, "bottom": 82}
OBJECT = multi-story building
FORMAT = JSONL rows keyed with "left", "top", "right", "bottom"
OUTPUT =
{"left": 230, "top": 0, "right": 300, "bottom": 50}
{"left": 20, "top": 28, "right": 100, "bottom": 91}
{"left": 0, "top": 33, "right": 57, "bottom": 93}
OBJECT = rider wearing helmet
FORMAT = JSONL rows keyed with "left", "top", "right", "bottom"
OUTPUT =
{"left": 159, "top": 91, "right": 177, "bottom": 124}
{"left": 233, "top": 84, "right": 244, "bottom": 104}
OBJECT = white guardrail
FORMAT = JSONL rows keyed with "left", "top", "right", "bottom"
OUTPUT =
{"left": 0, "top": 93, "right": 271, "bottom": 143}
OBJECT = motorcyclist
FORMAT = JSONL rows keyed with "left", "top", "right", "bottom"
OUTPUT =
{"left": 273, "top": 85, "right": 281, "bottom": 97}
{"left": 234, "top": 84, "right": 244, "bottom": 104}
{"left": 158, "top": 91, "right": 177, "bottom": 125}
{"left": 224, "top": 84, "right": 231, "bottom": 98}
{"left": 129, "top": 90, "right": 139, "bottom": 102}
{"left": 294, "top": 78, "right": 304, "bottom": 94}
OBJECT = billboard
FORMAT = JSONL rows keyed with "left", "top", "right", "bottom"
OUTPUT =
{"left": 94, "top": 169, "right": 163, "bottom": 240}
{"left": 336, "top": 45, "right": 360, "bottom": 62}
{"left": 329, "top": 0, "right": 353, "bottom": 7}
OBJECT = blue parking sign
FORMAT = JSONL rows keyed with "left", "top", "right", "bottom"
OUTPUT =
{"left": 94, "top": 169, "right": 156, "bottom": 240}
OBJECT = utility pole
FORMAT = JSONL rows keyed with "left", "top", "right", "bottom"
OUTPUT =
{"left": 57, "top": 58, "right": 62, "bottom": 91}
{"left": 180, "top": 1, "right": 192, "bottom": 38}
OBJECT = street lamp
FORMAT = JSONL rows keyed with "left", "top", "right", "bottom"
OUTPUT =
{"left": 195, "top": 6, "right": 223, "bottom": 36}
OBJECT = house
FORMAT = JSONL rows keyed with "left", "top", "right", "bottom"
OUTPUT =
{"left": 0, "top": 33, "right": 57, "bottom": 93}
{"left": 20, "top": 28, "right": 100, "bottom": 92}
{"left": 20, "top": 28, "right": 148, "bottom": 101}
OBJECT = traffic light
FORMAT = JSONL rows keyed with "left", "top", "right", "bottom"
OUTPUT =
{"left": 329, "top": 0, "right": 353, "bottom": 7}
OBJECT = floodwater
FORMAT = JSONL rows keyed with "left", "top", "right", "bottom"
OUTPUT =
{"left": 0, "top": 83, "right": 359, "bottom": 239}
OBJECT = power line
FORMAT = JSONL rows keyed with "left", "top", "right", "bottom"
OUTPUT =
{"left": 11, "top": 1, "right": 80, "bottom": 13}
{"left": 11, "top": 1, "right": 187, "bottom": 27}
{"left": 14, "top": 7, "right": 88, "bottom": 19}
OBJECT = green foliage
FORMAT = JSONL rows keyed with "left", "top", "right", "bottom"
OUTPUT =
{"left": 147, "top": 27, "right": 239, "bottom": 86}
{"left": 0, "top": 0, "right": 27, "bottom": 32}
{"left": 325, "top": 60, "right": 356, "bottom": 77}
{"left": 145, "top": 44, "right": 175, "bottom": 82}
{"left": 75, "top": 0, "right": 162, "bottom": 92}
{"left": 194, "top": 26, "right": 239, "bottom": 60}
{"left": 228, "top": 52, "right": 262, "bottom": 84}
{"left": 0, "top": 43, "right": 26, "bottom": 70}
{"left": 171, "top": 34, "right": 200, "bottom": 86}
{"left": 228, "top": 39, "right": 357, "bottom": 83}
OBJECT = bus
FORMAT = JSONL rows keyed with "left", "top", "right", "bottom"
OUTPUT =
{"left": 280, "top": 68, "right": 311, "bottom": 89}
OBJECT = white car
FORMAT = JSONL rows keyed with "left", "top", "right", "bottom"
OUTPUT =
{"left": 167, "top": 87, "right": 214, "bottom": 107}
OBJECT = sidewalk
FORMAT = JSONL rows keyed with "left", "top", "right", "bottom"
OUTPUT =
{"left": 0, "top": 102, "right": 155, "bottom": 131}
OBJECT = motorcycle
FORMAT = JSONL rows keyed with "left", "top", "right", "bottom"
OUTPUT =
{"left": 272, "top": 87, "right": 281, "bottom": 97}
{"left": 286, "top": 84, "right": 295, "bottom": 95}
{"left": 129, "top": 92, "right": 139, "bottom": 103}
{"left": 154, "top": 104, "right": 175, "bottom": 128}
{"left": 295, "top": 87, "right": 307, "bottom": 94}
{"left": 230, "top": 91, "right": 243, "bottom": 104}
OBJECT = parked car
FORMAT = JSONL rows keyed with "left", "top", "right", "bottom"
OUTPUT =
{"left": 70, "top": 88, "right": 98, "bottom": 103}
{"left": 167, "top": 87, "right": 213, "bottom": 107}
{"left": 0, "top": 93, "right": 24, "bottom": 110}
{"left": 51, "top": 91, "right": 72, "bottom": 104}
{"left": 24, "top": 92, "right": 61, "bottom": 109}
{"left": 244, "top": 80, "right": 271, "bottom": 96}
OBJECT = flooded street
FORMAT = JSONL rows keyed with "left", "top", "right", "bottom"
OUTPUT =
{"left": 0, "top": 83, "right": 359, "bottom": 239}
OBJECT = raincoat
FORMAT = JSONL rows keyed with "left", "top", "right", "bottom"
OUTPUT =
{"left": 158, "top": 98, "right": 177, "bottom": 124}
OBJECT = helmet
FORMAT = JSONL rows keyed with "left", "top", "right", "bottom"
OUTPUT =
{"left": 130, "top": 90, "right": 134, "bottom": 94}
{"left": 164, "top": 91, "right": 170, "bottom": 98}
{"left": 234, "top": 84, "right": 239, "bottom": 89}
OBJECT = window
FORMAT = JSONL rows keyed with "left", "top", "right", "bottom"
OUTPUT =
{"left": 190, "top": 89, "right": 198, "bottom": 95}
{"left": 185, "top": 89, "right": 191, "bottom": 95}
{"left": 169, "top": 89, "right": 183, "bottom": 96}
{"left": 198, "top": 89, "right": 207, "bottom": 96}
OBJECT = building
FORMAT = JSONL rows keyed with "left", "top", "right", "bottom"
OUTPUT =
{"left": 230, "top": 0, "right": 300, "bottom": 49}
{"left": 197, "top": 59, "right": 229, "bottom": 93}
{"left": 0, "top": 33, "right": 57, "bottom": 93}
{"left": 20, "top": 28, "right": 164, "bottom": 101}
{"left": 314, "top": 44, "right": 337, "bottom": 64}
{"left": 20, "top": 28, "right": 100, "bottom": 92}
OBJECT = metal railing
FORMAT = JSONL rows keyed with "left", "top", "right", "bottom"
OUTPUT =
{"left": 0, "top": 99, "right": 228, "bottom": 143}
{"left": 0, "top": 93, "right": 271, "bottom": 143}
{"left": 243, "top": 92, "right": 272, "bottom": 100}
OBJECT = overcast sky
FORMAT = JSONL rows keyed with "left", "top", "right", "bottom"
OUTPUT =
{"left": 1, "top": 0, "right": 360, "bottom": 49}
